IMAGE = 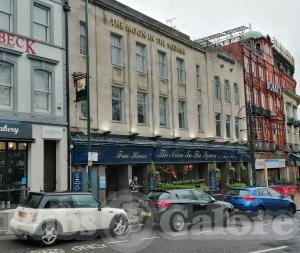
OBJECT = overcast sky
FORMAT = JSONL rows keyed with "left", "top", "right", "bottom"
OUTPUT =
{"left": 118, "top": 0, "right": 300, "bottom": 96}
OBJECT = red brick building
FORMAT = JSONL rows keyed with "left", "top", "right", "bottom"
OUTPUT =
{"left": 196, "top": 27, "right": 297, "bottom": 185}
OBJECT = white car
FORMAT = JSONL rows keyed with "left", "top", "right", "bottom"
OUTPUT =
{"left": 10, "top": 192, "right": 128, "bottom": 246}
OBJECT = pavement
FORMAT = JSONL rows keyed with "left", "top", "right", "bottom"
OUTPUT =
{"left": 294, "top": 193, "right": 300, "bottom": 210}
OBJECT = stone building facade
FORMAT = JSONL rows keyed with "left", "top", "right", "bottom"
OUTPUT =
{"left": 68, "top": 0, "right": 249, "bottom": 203}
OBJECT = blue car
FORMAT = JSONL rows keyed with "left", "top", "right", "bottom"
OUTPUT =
{"left": 225, "top": 187, "right": 297, "bottom": 220}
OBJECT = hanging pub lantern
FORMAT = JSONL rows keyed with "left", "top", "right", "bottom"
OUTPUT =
{"left": 72, "top": 72, "right": 88, "bottom": 102}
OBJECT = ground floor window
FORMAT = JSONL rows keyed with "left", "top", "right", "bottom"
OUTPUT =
{"left": 0, "top": 142, "right": 28, "bottom": 209}
{"left": 157, "top": 164, "right": 197, "bottom": 183}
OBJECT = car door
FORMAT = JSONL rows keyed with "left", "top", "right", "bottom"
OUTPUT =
{"left": 267, "top": 188, "right": 287, "bottom": 213}
{"left": 72, "top": 194, "right": 102, "bottom": 233}
{"left": 191, "top": 190, "right": 212, "bottom": 224}
{"left": 40, "top": 194, "right": 78, "bottom": 234}
{"left": 256, "top": 188, "right": 273, "bottom": 213}
{"left": 174, "top": 190, "right": 196, "bottom": 222}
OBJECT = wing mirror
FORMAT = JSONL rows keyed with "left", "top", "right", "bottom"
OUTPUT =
{"left": 211, "top": 197, "right": 216, "bottom": 203}
{"left": 98, "top": 204, "right": 102, "bottom": 211}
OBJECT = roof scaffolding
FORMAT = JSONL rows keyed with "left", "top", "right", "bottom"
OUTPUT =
{"left": 195, "top": 26, "right": 249, "bottom": 47}
{"left": 272, "top": 37, "right": 295, "bottom": 66}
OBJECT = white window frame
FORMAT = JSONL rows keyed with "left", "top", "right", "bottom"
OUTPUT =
{"left": 177, "top": 58, "right": 186, "bottom": 85}
{"left": 111, "top": 86, "right": 124, "bottom": 122}
{"left": 137, "top": 92, "right": 148, "bottom": 124}
{"left": 235, "top": 117, "right": 240, "bottom": 140}
{"left": 0, "top": 0, "right": 13, "bottom": 32}
{"left": 33, "top": 2, "right": 51, "bottom": 43}
{"left": 33, "top": 69, "right": 51, "bottom": 113}
{"left": 80, "top": 21, "right": 86, "bottom": 55}
{"left": 196, "top": 65, "right": 201, "bottom": 89}
{"left": 214, "top": 76, "right": 221, "bottom": 100}
{"left": 224, "top": 80, "right": 231, "bottom": 103}
{"left": 136, "top": 43, "right": 147, "bottom": 73}
{"left": 178, "top": 100, "right": 187, "bottom": 129}
{"left": 0, "top": 61, "right": 13, "bottom": 109}
{"left": 197, "top": 104, "right": 203, "bottom": 131}
{"left": 158, "top": 51, "right": 167, "bottom": 80}
{"left": 226, "top": 115, "right": 231, "bottom": 138}
{"left": 159, "top": 96, "right": 168, "bottom": 127}
{"left": 215, "top": 113, "right": 222, "bottom": 137}
{"left": 234, "top": 83, "right": 239, "bottom": 105}
{"left": 111, "top": 34, "right": 123, "bottom": 66}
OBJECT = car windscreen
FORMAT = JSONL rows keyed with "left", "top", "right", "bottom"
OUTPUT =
{"left": 21, "top": 193, "right": 43, "bottom": 208}
{"left": 227, "top": 189, "right": 250, "bottom": 197}
{"left": 146, "top": 191, "right": 175, "bottom": 201}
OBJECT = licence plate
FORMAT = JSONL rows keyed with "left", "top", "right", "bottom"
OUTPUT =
{"left": 18, "top": 211, "right": 27, "bottom": 219}
{"left": 141, "top": 211, "right": 152, "bottom": 217}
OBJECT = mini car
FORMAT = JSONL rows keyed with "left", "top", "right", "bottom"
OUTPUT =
{"left": 10, "top": 192, "right": 128, "bottom": 246}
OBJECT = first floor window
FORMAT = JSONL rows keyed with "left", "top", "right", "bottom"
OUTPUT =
{"left": 0, "top": 62, "right": 13, "bottom": 107}
{"left": 137, "top": 92, "right": 148, "bottom": 124}
{"left": 159, "top": 97, "right": 168, "bottom": 127}
{"left": 197, "top": 104, "right": 203, "bottom": 131}
{"left": 224, "top": 80, "right": 231, "bottom": 103}
{"left": 234, "top": 83, "right": 239, "bottom": 105}
{"left": 215, "top": 113, "right": 221, "bottom": 137}
{"left": 214, "top": 76, "right": 221, "bottom": 100}
{"left": 178, "top": 100, "right": 187, "bottom": 129}
{"left": 235, "top": 117, "right": 240, "bottom": 139}
{"left": 111, "top": 34, "right": 123, "bottom": 66}
{"left": 177, "top": 58, "right": 186, "bottom": 85}
{"left": 33, "top": 70, "right": 51, "bottom": 112}
{"left": 226, "top": 115, "right": 231, "bottom": 138}
{"left": 196, "top": 65, "right": 201, "bottom": 89}
{"left": 136, "top": 43, "right": 147, "bottom": 73}
{"left": 112, "top": 86, "right": 123, "bottom": 121}
{"left": 158, "top": 51, "right": 167, "bottom": 79}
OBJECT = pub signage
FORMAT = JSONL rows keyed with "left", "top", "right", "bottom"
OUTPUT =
{"left": 0, "top": 31, "right": 36, "bottom": 55}
{"left": 72, "top": 145, "right": 250, "bottom": 165}
{"left": 266, "top": 81, "right": 282, "bottom": 94}
{"left": 0, "top": 120, "right": 32, "bottom": 139}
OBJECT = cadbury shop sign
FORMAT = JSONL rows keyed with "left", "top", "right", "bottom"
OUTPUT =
{"left": 0, "top": 31, "right": 36, "bottom": 55}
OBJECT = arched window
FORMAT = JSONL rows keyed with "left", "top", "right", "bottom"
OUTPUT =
{"left": 0, "top": 61, "right": 13, "bottom": 108}
{"left": 33, "top": 69, "right": 51, "bottom": 112}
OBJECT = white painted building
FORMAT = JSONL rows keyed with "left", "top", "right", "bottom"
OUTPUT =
{"left": 0, "top": 0, "right": 68, "bottom": 209}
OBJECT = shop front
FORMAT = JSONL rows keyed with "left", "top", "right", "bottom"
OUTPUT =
{"left": 255, "top": 158, "right": 287, "bottom": 186}
{"left": 72, "top": 138, "right": 250, "bottom": 202}
{"left": 0, "top": 120, "right": 33, "bottom": 209}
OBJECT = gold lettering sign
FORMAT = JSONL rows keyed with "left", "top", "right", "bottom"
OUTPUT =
{"left": 111, "top": 18, "right": 185, "bottom": 55}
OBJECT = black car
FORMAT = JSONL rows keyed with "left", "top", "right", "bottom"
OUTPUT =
{"left": 140, "top": 189, "right": 233, "bottom": 232}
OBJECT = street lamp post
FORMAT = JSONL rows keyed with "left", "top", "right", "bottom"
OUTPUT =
{"left": 85, "top": 0, "right": 91, "bottom": 191}
{"left": 247, "top": 102, "right": 256, "bottom": 186}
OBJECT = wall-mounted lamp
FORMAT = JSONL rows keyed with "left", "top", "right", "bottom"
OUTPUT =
{"left": 173, "top": 136, "right": 181, "bottom": 141}
{"left": 101, "top": 130, "right": 111, "bottom": 136}
{"left": 153, "top": 135, "right": 162, "bottom": 140}
{"left": 129, "top": 132, "right": 139, "bottom": 140}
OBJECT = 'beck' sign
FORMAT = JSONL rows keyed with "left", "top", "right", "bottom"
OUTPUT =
{"left": 0, "top": 31, "right": 36, "bottom": 55}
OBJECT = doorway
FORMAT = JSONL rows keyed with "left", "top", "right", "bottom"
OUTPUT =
{"left": 44, "top": 140, "right": 56, "bottom": 192}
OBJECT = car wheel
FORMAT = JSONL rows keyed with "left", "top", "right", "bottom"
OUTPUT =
{"left": 223, "top": 209, "right": 230, "bottom": 227}
{"left": 170, "top": 212, "right": 185, "bottom": 232}
{"left": 288, "top": 204, "right": 296, "bottom": 217}
{"left": 40, "top": 223, "right": 58, "bottom": 247}
{"left": 109, "top": 214, "right": 128, "bottom": 237}
{"left": 257, "top": 207, "right": 265, "bottom": 221}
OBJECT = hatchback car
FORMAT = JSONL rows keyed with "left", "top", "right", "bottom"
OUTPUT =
{"left": 140, "top": 189, "right": 233, "bottom": 232}
{"left": 225, "top": 187, "right": 297, "bottom": 221}
{"left": 10, "top": 192, "right": 128, "bottom": 246}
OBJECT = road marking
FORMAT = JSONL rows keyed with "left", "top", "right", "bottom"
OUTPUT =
{"left": 141, "top": 236, "right": 160, "bottom": 240}
{"left": 71, "top": 244, "right": 107, "bottom": 251}
{"left": 171, "top": 233, "right": 188, "bottom": 236}
{"left": 108, "top": 240, "right": 129, "bottom": 244}
{"left": 248, "top": 246, "right": 288, "bottom": 253}
{"left": 29, "top": 250, "right": 65, "bottom": 253}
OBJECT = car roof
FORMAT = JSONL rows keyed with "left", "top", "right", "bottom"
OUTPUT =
{"left": 29, "top": 191, "right": 93, "bottom": 196}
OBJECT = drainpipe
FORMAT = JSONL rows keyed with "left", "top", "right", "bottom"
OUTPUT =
{"left": 63, "top": 0, "right": 71, "bottom": 190}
